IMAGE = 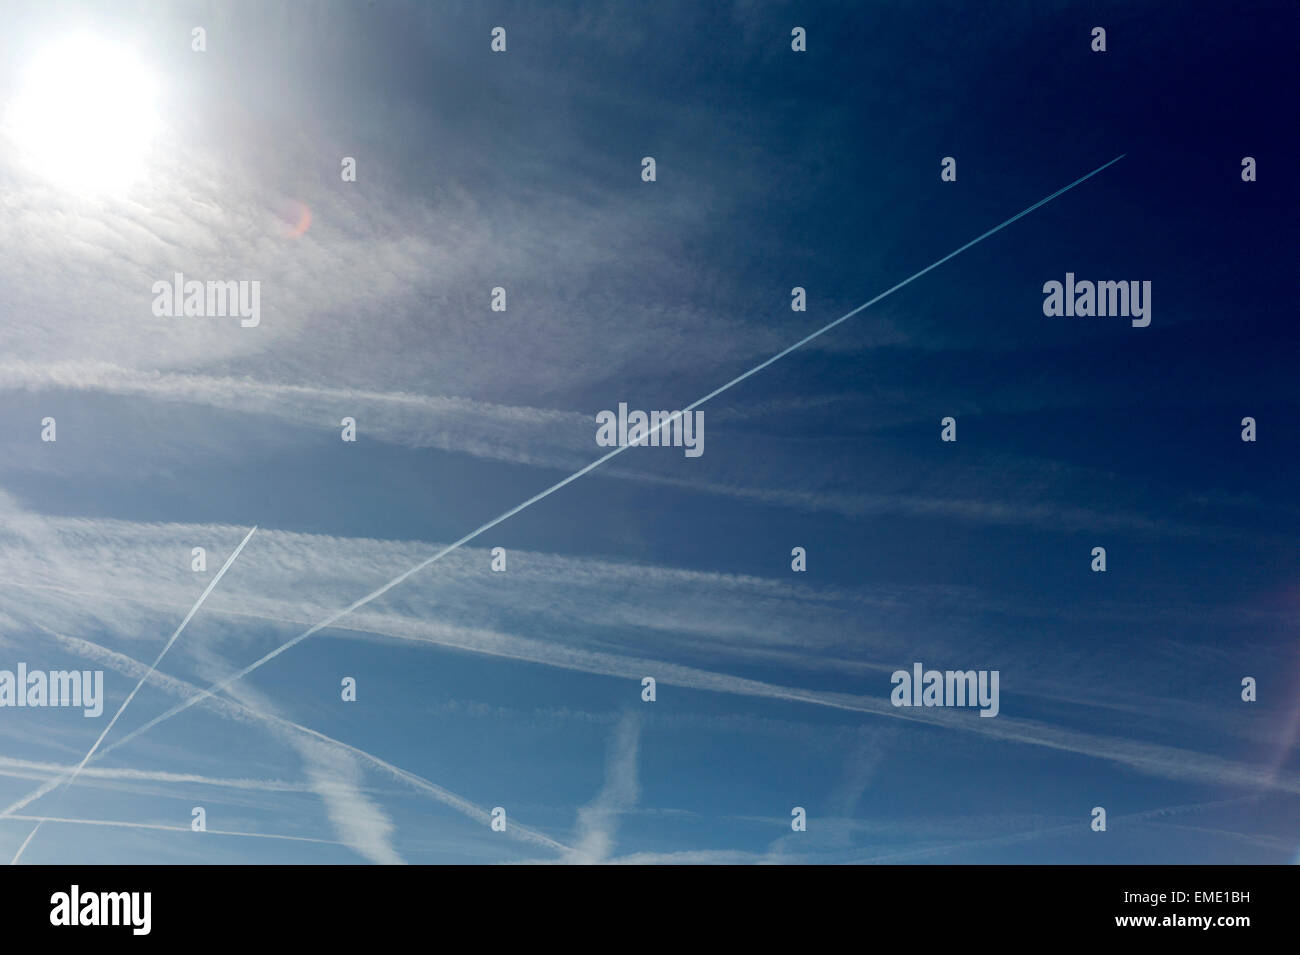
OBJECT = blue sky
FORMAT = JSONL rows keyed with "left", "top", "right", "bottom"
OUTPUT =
{"left": 0, "top": 0, "right": 1296, "bottom": 864}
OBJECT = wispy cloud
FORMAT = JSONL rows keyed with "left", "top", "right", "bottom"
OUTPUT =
{"left": 216, "top": 675, "right": 405, "bottom": 866}
{"left": 22, "top": 624, "right": 569, "bottom": 857}
{"left": 566, "top": 710, "right": 640, "bottom": 864}
{"left": 0, "top": 493, "right": 1291, "bottom": 810}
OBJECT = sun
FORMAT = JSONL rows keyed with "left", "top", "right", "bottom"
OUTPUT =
{"left": 6, "top": 35, "right": 159, "bottom": 193}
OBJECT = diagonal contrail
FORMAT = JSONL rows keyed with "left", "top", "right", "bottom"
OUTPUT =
{"left": 49, "top": 154, "right": 1129, "bottom": 770}
{"left": 41, "top": 624, "right": 570, "bottom": 853}
{"left": 7, "top": 526, "right": 258, "bottom": 863}
{"left": 3, "top": 813, "right": 347, "bottom": 846}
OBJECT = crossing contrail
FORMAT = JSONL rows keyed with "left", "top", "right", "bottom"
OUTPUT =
{"left": 43, "top": 154, "right": 1129, "bottom": 778}
{"left": 22, "top": 625, "right": 570, "bottom": 854}
{"left": 7, "top": 526, "right": 258, "bottom": 863}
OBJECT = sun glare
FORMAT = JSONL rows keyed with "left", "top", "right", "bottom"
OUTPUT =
{"left": 7, "top": 35, "right": 159, "bottom": 193}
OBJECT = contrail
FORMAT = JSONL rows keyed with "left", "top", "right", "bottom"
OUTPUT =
{"left": 275, "top": 715, "right": 570, "bottom": 853}
{"left": 8, "top": 526, "right": 257, "bottom": 863}
{"left": 0, "top": 754, "right": 308, "bottom": 793}
{"left": 22, "top": 626, "right": 570, "bottom": 854}
{"left": 37, "top": 154, "right": 1129, "bottom": 776}
{"left": 2, "top": 814, "right": 346, "bottom": 846}
{"left": 81, "top": 589, "right": 1300, "bottom": 799}
{"left": 592, "top": 795, "right": 1268, "bottom": 865}
{"left": 840, "top": 794, "right": 1266, "bottom": 864}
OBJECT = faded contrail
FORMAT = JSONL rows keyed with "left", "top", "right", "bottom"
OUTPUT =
{"left": 3, "top": 813, "right": 346, "bottom": 846}
{"left": 7, "top": 526, "right": 258, "bottom": 863}
{"left": 39, "top": 626, "right": 571, "bottom": 854}
{"left": 841, "top": 794, "right": 1266, "bottom": 864}
{"left": 0, "top": 755, "right": 308, "bottom": 795}
{"left": 41, "top": 155, "right": 1130, "bottom": 777}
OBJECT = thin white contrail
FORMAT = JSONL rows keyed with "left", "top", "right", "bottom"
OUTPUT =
{"left": 0, "top": 754, "right": 308, "bottom": 793}
{"left": 8, "top": 625, "right": 569, "bottom": 854}
{"left": 49, "top": 154, "right": 1129, "bottom": 769}
{"left": 839, "top": 794, "right": 1265, "bottom": 864}
{"left": 275, "top": 715, "right": 570, "bottom": 853}
{"left": 3, "top": 813, "right": 345, "bottom": 845}
{"left": 9, "top": 526, "right": 257, "bottom": 864}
